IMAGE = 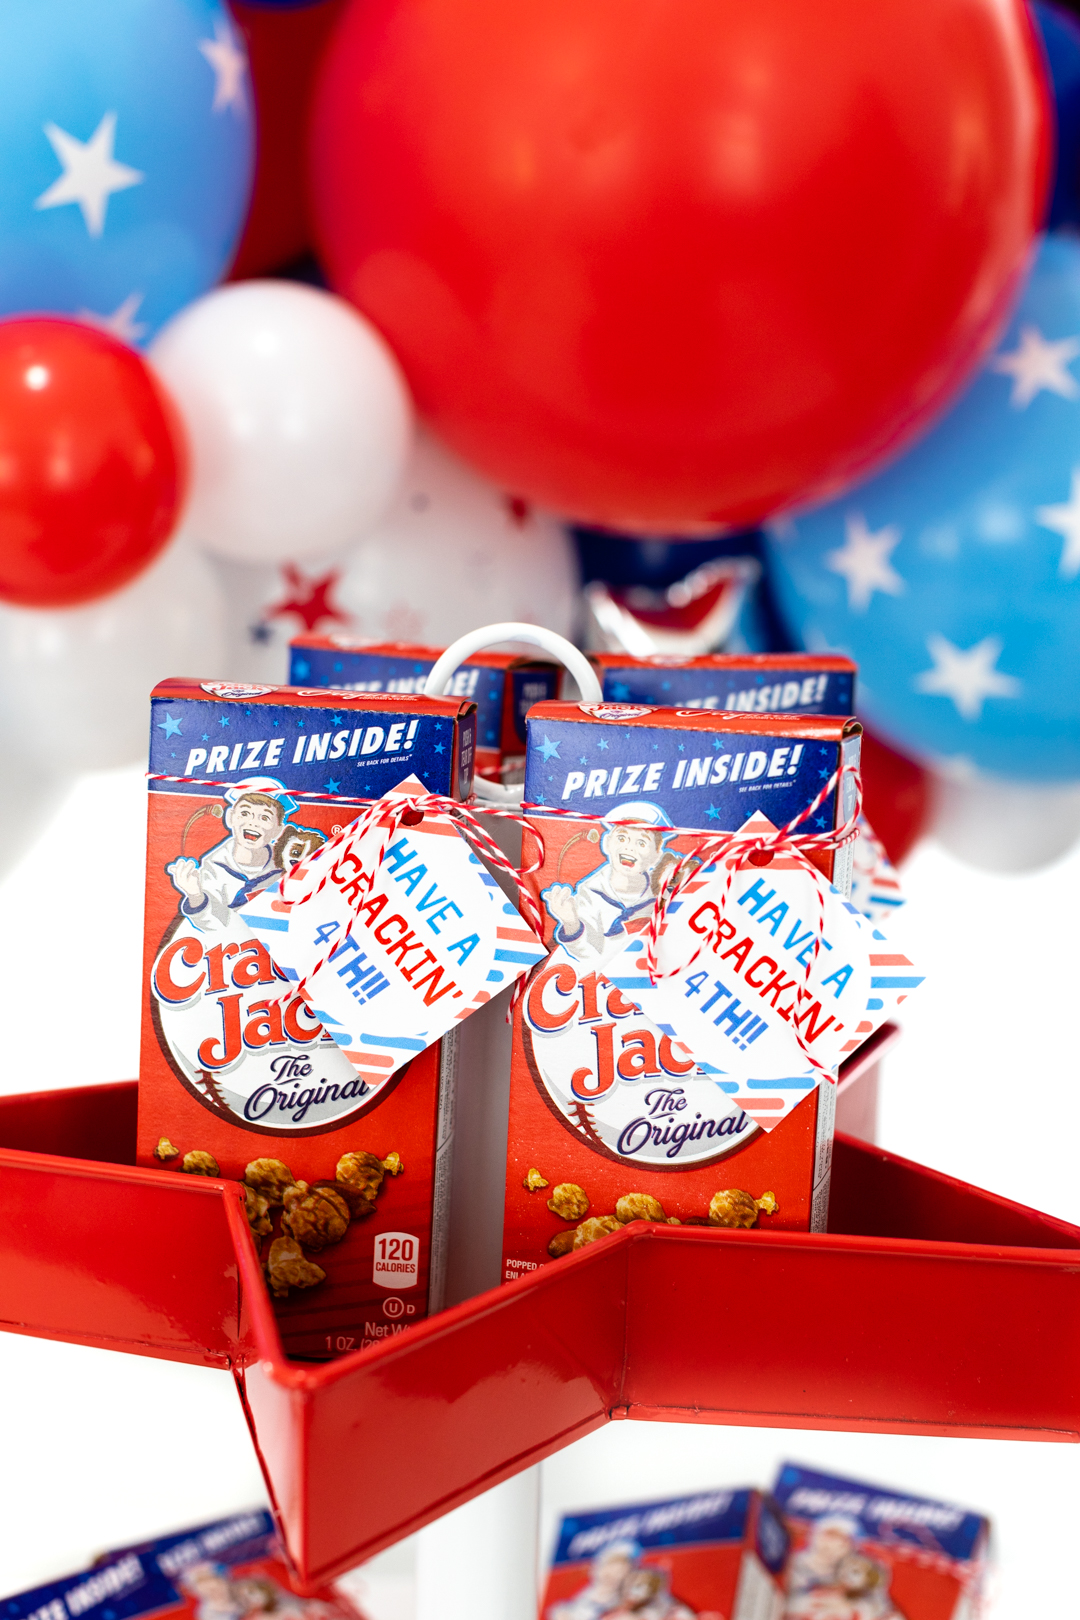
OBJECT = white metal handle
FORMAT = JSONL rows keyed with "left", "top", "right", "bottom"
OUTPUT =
{"left": 423, "top": 622, "right": 602, "bottom": 703}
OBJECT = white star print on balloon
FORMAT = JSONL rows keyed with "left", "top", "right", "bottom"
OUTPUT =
{"left": 34, "top": 113, "right": 143, "bottom": 237}
{"left": 199, "top": 19, "right": 248, "bottom": 114}
{"left": 913, "top": 633, "right": 1021, "bottom": 720}
{"left": 825, "top": 513, "right": 905, "bottom": 611}
{"left": 78, "top": 292, "right": 147, "bottom": 345}
{"left": 1036, "top": 467, "right": 1080, "bottom": 579}
{"left": 990, "top": 325, "right": 1080, "bottom": 408}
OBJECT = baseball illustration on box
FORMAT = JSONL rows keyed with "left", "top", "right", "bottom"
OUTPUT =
{"left": 504, "top": 700, "right": 923, "bottom": 1271}
{"left": 541, "top": 1487, "right": 789, "bottom": 1620}
{"left": 137, "top": 678, "right": 544, "bottom": 1359}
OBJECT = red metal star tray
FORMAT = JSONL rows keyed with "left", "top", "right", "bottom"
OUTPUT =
{"left": 1, "top": 1033, "right": 1078, "bottom": 1587}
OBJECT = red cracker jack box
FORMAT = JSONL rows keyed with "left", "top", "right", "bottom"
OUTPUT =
{"left": 541, "top": 1487, "right": 789, "bottom": 1620}
{"left": 137, "top": 678, "right": 476, "bottom": 1360}
{"left": 503, "top": 702, "right": 861, "bottom": 1277}
{"left": 289, "top": 636, "right": 561, "bottom": 783}
{"left": 773, "top": 1463, "right": 991, "bottom": 1619}
{"left": 589, "top": 651, "right": 856, "bottom": 718}
{"left": 4, "top": 1510, "right": 366, "bottom": 1620}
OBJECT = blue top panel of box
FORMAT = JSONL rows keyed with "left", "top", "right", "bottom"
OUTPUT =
{"left": 772, "top": 1464, "right": 987, "bottom": 1562}
{"left": 524, "top": 711, "right": 852, "bottom": 834}
{"left": 599, "top": 662, "right": 855, "bottom": 717}
{"left": 148, "top": 682, "right": 475, "bottom": 802}
{"left": 552, "top": 1489, "right": 752, "bottom": 1565}
{"left": 288, "top": 645, "right": 558, "bottom": 751}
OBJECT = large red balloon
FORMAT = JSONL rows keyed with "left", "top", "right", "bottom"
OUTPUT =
{"left": 0, "top": 320, "right": 188, "bottom": 609}
{"left": 311, "top": 0, "right": 1049, "bottom": 529}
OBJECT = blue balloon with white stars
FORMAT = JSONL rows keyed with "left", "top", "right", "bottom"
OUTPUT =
{"left": 764, "top": 232, "right": 1080, "bottom": 783}
{"left": 0, "top": 0, "right": 254, "bottom": 343}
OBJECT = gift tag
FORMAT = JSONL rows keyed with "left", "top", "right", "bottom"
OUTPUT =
{"left": 602, "top": 812, "right": 923, "bottom": 1128}
{"left": 241, "top": 777, "right": 546, "bottom": 1090}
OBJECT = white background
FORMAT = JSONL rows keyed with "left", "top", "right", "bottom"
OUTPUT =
{"left": 0, "top": 764, "right": 1077, "bottom": 1616}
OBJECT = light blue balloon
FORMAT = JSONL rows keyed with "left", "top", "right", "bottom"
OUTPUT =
{"left": 765, "top": 233, "right": 1080, "bottom": 783}
{"left": 0, "top": 0, "right": 254, "bottom": 344}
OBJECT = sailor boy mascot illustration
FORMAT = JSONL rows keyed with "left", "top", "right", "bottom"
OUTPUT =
{"left": 543, "top": 802, "right": 677, "bottom": 971}
{"left": 151, "top": 777, "right": 361, "bottom": 1132}
{"left": 167, "top": 777, "right": 304, "bottom": 931}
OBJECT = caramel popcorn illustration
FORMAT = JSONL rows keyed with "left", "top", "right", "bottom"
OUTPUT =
{"left": 547, "top": 1229, "right": 577, "bottom": 1257}
{"left": 154, "top": 1137, "right": 180, "bottom": 1162}
{"left": 548, "top": 1183, "right": 589, "bottom": 1221}
{"left": 381, "top": 1151, "right": 404, "bottom": 1176}
{"left": 573, "top": 1216, "right": 623, "bottom": 1248}
{"left": 281, "top": 1181, "right": 350, "bottom": 1251}
{"left": 708, "top": 1188, "right": 779, "bottom": 1229}
{"left": 244, "top": 1185, "right": 273, "bottom": 1239}
{"left": 615, "top": 1192, "right": 666, "bottom": 1223}
{"left": 524, "top": 1167, "right": 550, "bottom": 1192}
{"left": 265, "top": 1236, "right": 326, "bottom": 1299}
{"left": 182, "top": 1149, "right": 219, "bottom": 1176}
{"left": 336, "top": 1149, "right": 386, "bottom": 1215}
{"left": 244, "top": 1157, "right": 296, "bottom": 1207}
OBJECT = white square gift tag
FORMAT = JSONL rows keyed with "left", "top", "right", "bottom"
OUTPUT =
{"left": 602, "top": 811, "right": 924, "bottom": 1131}
{"left": 240, "top": 777, "right": 546, "bottom": 1090}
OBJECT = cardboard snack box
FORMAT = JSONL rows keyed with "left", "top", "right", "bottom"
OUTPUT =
{"left": 773, "top": 1463, "right": 990, "bottom": 1620}
{"left": 589, "top": 651, "right": 856, "bottom": 717}
{"left": 541, "top": 1487, "right": 789, "bottom": 1620}
{"left": 289, "top": 636, "right": 560, "bottom": 783}
{"left": 502, "top": 703, "right": 861, "bottom": 1279}
{"left": 137, "top": 679, "right": 475, "bottom": 1360}
{"left": 7, "top": 1510, "right": 364, "bottom": 1620}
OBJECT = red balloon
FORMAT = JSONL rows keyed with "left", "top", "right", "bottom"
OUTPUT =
{"left": 311, "top": 0, "right": 1049, "bottom": 529}
{"left": 0, "top": 320, "right": 188, "bottom": 609}
{"left": 230, "top": 0, "right": 346, "bottom": 279}
{"left": 860, "top": 730, "right": 930, "bottom": 867}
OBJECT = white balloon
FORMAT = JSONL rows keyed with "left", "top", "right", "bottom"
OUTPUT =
{"left": 149, "top": 281, "right": 413, "bottom": 565}
{"left": 932, "top": 773, "right": 1080, "bottom": 873}
{"left": 206, "top": 430, "right": 580, "bottom": 681}
{"left": 0, "top": 538, "right": 227, "bottom": 773}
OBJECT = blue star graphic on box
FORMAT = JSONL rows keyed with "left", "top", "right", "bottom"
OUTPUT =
{"left": 537, "top": 735, "right": 561, "bottom": 762}
{"left": 0, "top": 0, "right": 253, "bottom": 343}
{"left": 157, "top": 711, "right": 182, "bottom": 738}
{"left": 765, "top": 233, "right": 1080, "bottom": 781}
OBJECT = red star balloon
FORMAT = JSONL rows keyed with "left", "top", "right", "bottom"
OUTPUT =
{"left": 311, "top": 0, "right": 1048, "bottom": 529}
{"left": 266, "top": 563, "right": 349, "bottom": 633}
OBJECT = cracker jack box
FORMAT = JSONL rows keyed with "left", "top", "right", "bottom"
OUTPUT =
{"left": 288, "top": 636, "right": 561, "bottom": 784}
{"left": 773, "top": 1464, "right": 991, "bottom": 1620}
{"left": 541, "top": 1487, "right": 789, "bottom": 1620}
{"left": 502, "top": 703, "right": 863, "bottom": 1277}
{"left": 4, "top": 1511, "right": 365, "bottom": 1620}
{"left": 589, "top": 652, "right": 856, "bottom": 718}
{"left": 137, "top": 679, "right": 477, "bottom": 1361}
